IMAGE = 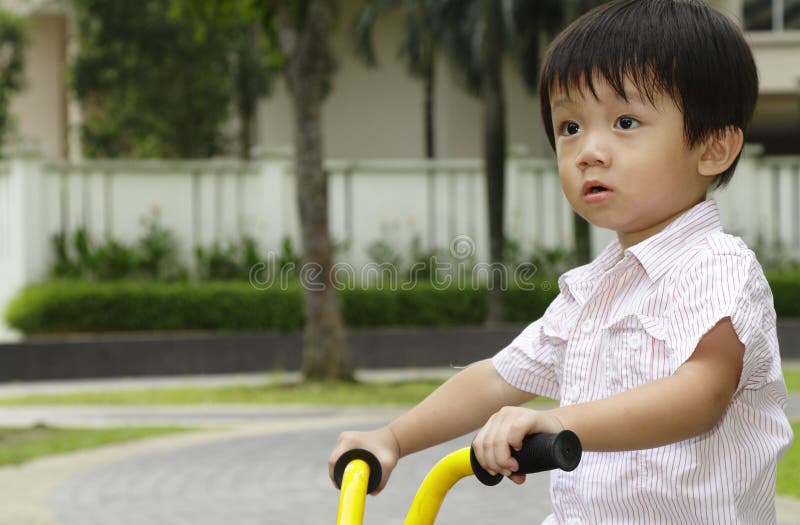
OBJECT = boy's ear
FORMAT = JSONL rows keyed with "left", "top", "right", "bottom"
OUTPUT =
{"left": 697, "top": 126, "right": 744, "bottom": 178}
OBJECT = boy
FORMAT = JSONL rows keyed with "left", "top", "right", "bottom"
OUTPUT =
{"left": 329, "top": 0, "right": 794, "bottom": 522}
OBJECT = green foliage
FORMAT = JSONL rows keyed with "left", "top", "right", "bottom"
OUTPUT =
{"left": 50, "top": 212, "right": 187, "bottom": 281}
{"left": 341, "top": 284, "right": 487, "bottom": 327}
{"left": 0, "top": 11, "right": 28, "bottom": 149}
{"left": 69, "top": 0, "right": 256, "bottom": 158}
{"left": 169, "top": 0, "right": 277, "bottom": 158}
{"left": 6, "top": 271, "right": 799, "bottom": 334}
{"left": 365, "top": 235, "right": 466, "bottom": 284}
{"left": 766, "top": 272, "right": 800, "bottom": 318}
{"left": 50, "top": 214, "right": 305, "bottom": 284}
{"left": 195, "top": 236, "right": 265, "bottom": 281}
{"left": 4, "top": 280, "right": 559, "bottom": 334}
{"left": 4, "top": 281, "right": 305, "bottom": 333}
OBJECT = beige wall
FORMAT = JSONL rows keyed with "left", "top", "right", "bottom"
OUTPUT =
{"left": 257, "top": 0, "right": 548, "bottom": 160}
{"left": 749, "top": 32, "right": 800, "bottom": 94}
{"left": 8, "top": 12, "right": 67, "bottom": 158}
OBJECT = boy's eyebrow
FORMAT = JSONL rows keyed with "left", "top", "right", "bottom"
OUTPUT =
{"left": 550, "top": 90, "right": 650, "bottom": 111}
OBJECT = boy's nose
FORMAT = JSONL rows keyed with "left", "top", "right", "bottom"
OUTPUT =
{"left": 575, "top": 135, "right": 610, "bottom": 170}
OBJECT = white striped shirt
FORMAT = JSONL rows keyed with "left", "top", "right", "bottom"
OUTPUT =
{"left": 493, "top": 200, "right": 793, "bottom": 524}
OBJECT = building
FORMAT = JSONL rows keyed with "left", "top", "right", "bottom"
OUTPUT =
{"left": 3, "top": 0, "right": 799, "bottom": 161}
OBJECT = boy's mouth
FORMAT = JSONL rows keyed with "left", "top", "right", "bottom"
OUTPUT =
{"left": 582, "top": 181, "right": 611, "bottom": 195}
{"left": 582, "top": 180, "right": 613, "bottom": 204}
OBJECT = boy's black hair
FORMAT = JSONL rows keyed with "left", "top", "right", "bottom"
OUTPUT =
{"left": 539, "top": 0, "right": 758, "bottom": 189}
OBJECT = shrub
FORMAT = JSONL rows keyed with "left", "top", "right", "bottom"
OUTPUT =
{"left": 4, "top": 281, "right": 304, "bottom": 333}
{"left": 4, "top": 280, "right": 558, "bottom": 334}
{"left": 767, "top": 272, "right": 800, "bottom": 318}
{"left": 50, "top": 212, "right": 187, "bottom": 282}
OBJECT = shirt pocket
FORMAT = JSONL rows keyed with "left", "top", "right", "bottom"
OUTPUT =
{"left": 540, "top": 316, "right": 571, "bottom": 388}
{"left": 602, "top": 313, "right": 669, "bottom": 394}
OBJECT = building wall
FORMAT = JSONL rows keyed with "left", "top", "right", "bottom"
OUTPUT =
{"left": 8, "top": 13, "right": 67, "bottom": 159}
{"left": 257, "top": 0, "right": 549, "bottom": 160}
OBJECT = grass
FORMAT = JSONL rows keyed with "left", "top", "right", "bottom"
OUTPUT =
{"left": 0, "top": 377, "right": 558, "bottom": 407}
{"left": 777, "top": 421, "right": 800, "bottom": 498}
{"left": 783, "top": 365, "right": 800, "bottom": 394}
{"left": 0, "top": 424, "right": 192, "bottom": 467}
{"left": 0, "top": 379, "right": 451, "bottom": 406}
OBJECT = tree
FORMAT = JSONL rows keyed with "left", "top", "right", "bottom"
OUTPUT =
{"left": 268, "top": 1, "right": 353, "bottom": 381}
{"left": 0, "top": 11, "right": 28, "bottom": 151}
{"left": 169, "top": 0, "right": 276, "bottom": 159}
{"left": 169, "top": 0, "right": 350, "bottom": 381}
{"left": 70, "top": 0, "right": 236, "bottom": 158}
{"left": 433, "top": 0, "right": 564, "bottom": 323}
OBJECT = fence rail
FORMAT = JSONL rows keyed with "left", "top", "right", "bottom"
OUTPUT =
{"left": 0, "top": 150, "right": 798, "bottom": 338}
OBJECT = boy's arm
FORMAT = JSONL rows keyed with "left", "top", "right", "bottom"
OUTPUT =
{"left": 329, "top": 358, "right": 535, "bottom": 493}
{"left": 474, "top": 317, "right": 744, "bottom": 480}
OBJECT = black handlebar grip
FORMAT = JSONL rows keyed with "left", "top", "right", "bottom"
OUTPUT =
{"left": 333, "top": 449, "right": 383, "bottom": 494}
{"left": 470, "top": 430, "right": 582, "bottom": 486}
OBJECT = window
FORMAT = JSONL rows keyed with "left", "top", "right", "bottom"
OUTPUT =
{"left": 744, "top": 0, "right": 800, "bottom": 30}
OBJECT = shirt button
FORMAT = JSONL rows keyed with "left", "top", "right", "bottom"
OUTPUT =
{"left": 580, "top": 319, "right": 594, "bottom": 334}
{"left": 627, "top": 334, "right": 642, "bottom": 350}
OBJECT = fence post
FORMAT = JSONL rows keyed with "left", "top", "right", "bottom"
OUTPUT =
{"left": 0, "top": 147, "right": 47, "bottom": 340}
{"left": 256, "top": 146, "right": 296, "bottom": 253}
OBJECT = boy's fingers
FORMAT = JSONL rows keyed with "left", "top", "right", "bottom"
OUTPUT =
{"left": 474, "top": 416, "right": 498, "bottom": 475}
{"left": 509, "top": 473, "right": 527, "bottom": 485}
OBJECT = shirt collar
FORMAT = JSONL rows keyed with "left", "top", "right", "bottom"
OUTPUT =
{"left": 625, "top": 199, "right": 722, "bottom": 282}
{"left": 558, "top": 200, "right": 723, "bottom": 301}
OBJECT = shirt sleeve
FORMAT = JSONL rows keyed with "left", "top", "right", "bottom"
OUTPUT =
{"left": 667, "top": 239, "right": 777, "bottom": 392}
{"left": 492, "top": 297, "right": 566, "bottom": 400}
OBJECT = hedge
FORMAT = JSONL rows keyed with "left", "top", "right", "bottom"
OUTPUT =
{"left": 7, "top": 273, "right": 798, "bottom": 334}
{"left": 766, "top": 273, "right": 800, "bottom": 318}
{"left": 4, "top": 280, "right": 560, "bottom": 334}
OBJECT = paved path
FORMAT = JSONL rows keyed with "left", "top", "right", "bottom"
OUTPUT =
{"left": 0, "top": 407, "right": 554, "bottom": 525}
{"left": 0, "top": 369, "right": 797, "bottom": 525}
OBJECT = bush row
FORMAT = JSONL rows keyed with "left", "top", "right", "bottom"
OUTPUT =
{"left": 7, "top": 274, "right": 798, "bottom": 334}
{"left": 766, "top": 273, "right": 800, "bottom": 318}
{"left": 4, "top": 280, "right": 560, "bottom": 334}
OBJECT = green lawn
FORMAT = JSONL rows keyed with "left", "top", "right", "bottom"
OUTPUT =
{"left": 0, "top": 425, "right": 192, "bottom": 467}
{"left": 0, "top": 379, "right": 450, "bottom": 406}
{"left": 777, "top": 421, "right": 800, "bottom": 498}
{"left": 783, "top": 365, "right": 800, "bottom": 394}
{"left": 0, "top": 379, "right": 559, "bottom": 407}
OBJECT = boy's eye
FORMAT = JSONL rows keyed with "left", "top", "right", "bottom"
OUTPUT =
{"left": 615, "top": 116, "right": 641, "bottom": 130}
{"left": 560, "top": 121, "right": 580, "bottom": 136}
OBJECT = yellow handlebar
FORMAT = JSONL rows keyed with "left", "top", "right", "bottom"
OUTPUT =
{"left": 335, "top": 447, "right": 474, "bottom": 525}
{"left": 403, "top": 447, "right": 473, "bottom": 525}
{"left": 334, "top": 431, "right": 581, "bottom": 525}
{"left": 336, "top": 458, "right": 372, "bottom": 525}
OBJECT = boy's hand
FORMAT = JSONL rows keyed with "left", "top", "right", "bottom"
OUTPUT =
{"left": 329, "top": 426, "right": 400, "bottom": 495}
{"left": 472, "top": 407, "right": 563, "bottom": 485}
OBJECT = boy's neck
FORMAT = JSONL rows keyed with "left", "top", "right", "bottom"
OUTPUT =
{"left": 616, "top": 198, "right": 706, "bottom": 250}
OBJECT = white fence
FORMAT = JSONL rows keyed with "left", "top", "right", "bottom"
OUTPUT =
{"left": 0, "top": 148, "right": 798, "bottom": 339}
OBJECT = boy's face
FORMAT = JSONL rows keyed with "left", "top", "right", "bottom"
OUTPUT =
{"left": 550, "top": 77, "right": 713, "bottom": 249}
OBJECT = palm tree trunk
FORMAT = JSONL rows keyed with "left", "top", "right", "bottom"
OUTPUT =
{"left": 483, "top": 0, "right": 507, "bottom": 325}
{"left": 275, "top": 0, "right": 352, "bottom": 382}
{"left": 424, "top": 64, "right": 435, "bottom": 160}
